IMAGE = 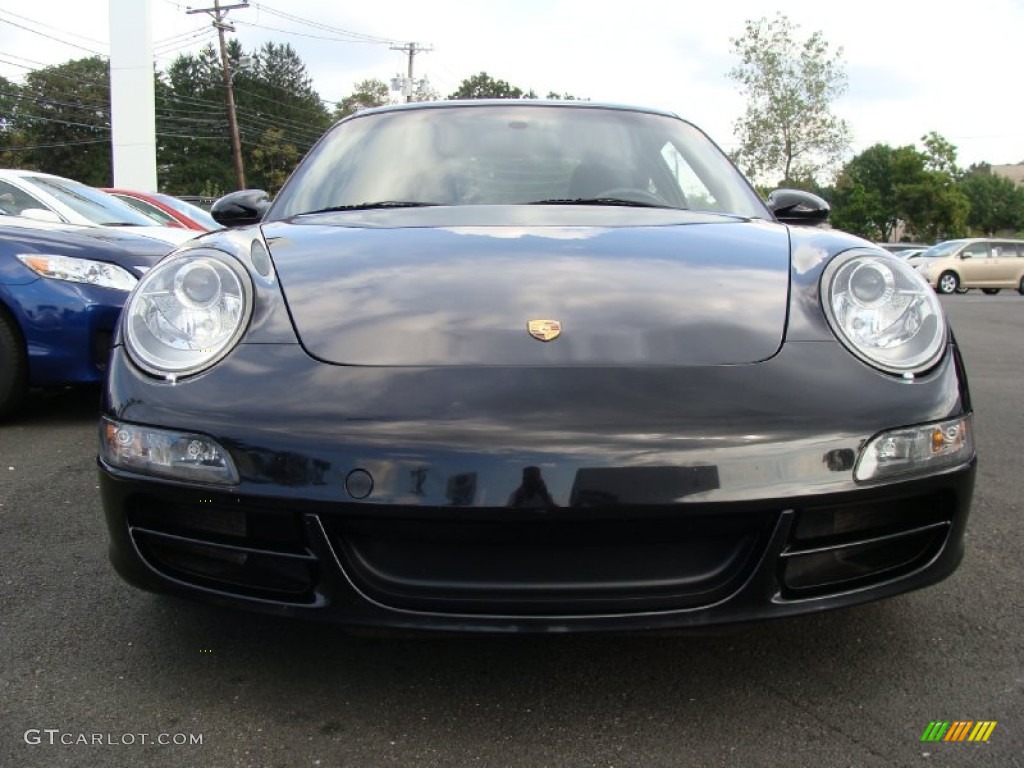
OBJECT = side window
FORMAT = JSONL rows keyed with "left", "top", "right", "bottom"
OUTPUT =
{"left": 0, "top": 180, "right": 47, "bottom": 216}
{"left": 659, "top": 142, "right": 718, "bottom": 210}
{"left": 961, "top": 242, "right": 990, "bottom": 259}
{"left": 993, "top": 242, "right": 1019, "bottom": 258}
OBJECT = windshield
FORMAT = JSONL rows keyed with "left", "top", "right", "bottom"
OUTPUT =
{"left": 919, "top": 240, "right": 967, "bottom": 258}
{"left": 113, "top": 194, "right": 180, "bottom": 226}
{"left": 152, "top": 193, "right": 224, "bottom": 230}
{"left": 269, "top": 104, "right": 769, "bottom": 220}
{"left": 26, "top": 176, "right": 159, "bottom": 227}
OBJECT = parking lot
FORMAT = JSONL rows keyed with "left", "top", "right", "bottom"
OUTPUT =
{"left": 1, "top": 294, "right": 1021, "bottom": 768}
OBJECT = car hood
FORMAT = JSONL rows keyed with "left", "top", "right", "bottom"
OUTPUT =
{"left": 119, "top": 225, "right": 198, "bottom": 245}
{"left": 0, "top": 221, "right": 172, "bottom": 276}
{"left": 261, "top": 209, "right": 791, "bottom": 366}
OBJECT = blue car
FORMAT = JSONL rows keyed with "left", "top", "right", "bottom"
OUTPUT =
{"left": 0, "top": 221, "right": 172, "bottom": 417}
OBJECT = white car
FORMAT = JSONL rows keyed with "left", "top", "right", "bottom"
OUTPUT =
{"left": 0, "top": 170, "right": 196, "bottom": 246}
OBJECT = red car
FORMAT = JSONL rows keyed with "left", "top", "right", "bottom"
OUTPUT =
{"left": 102, "top": 189, "right": 223, "bottom": 232}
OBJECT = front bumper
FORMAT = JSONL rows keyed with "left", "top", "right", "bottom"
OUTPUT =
{"left": 2, "top": 278, "right": 126, "bottom": 386}
{"left": 99, "top": 339, "right": 975, "bottom": 632}
{"left": 100, "top": 463, "right": 974, "bottom": 633}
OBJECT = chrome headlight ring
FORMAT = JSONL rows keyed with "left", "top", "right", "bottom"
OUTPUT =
{"left": 821, "top": 250, "right": 947, "bottom": 376}
{"left": 123, "top": 249, "right": 253, "bottom": 379}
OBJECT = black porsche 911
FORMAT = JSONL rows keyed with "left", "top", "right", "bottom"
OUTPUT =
{"left": 99, "top": 101, "right": 975, "bottom": 632}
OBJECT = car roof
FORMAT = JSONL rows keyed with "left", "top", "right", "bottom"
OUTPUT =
{"left": 0, "top": 169, "right": 64, "bottom": 180}
{"left": 347, "top": 99, "right": 680, "bottom": 121}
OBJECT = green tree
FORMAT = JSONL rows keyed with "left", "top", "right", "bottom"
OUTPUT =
{"left": 832, "top": 144, "right": 922, "bottom": 241}
{"left": 832, "top": 138, "right": 968, "bottom": 242}
{"left": 958, "top": 168, "right": 1024, "bottom": 236}
{"left": 234, "top": 42, "right": 330, "bottom": 190}
{"left": 898, "top": 174, "right": 969, "bottom": 242}
{"left": 728, "top": 13, "right": 851, "bottom": 185}
{"left": 332, "top": 78, "right": 390, "bottom": 121}
{"left": 157, "top": 40, "right": 330, "bottom": 194}
{"left": 448, "top": 72, "right": 534, "bottom": 99}
{"left": 0, "top": 74, "right": 19, "bottom": 137}
{"left": 544, "top": 91, "right": 587, "bottom": 101}
{"left": 921, "top": 131, "right": 961, "bottom": 178}
{"left": 18, "top": 57, "right": 112, "bottom": 185}
{"left": 250, "top": 127, "right": 298, "bottom": 195}
{"left": 157, "top": 46, "right": 234, "bottom": 194}
{"left": 898, "top": 133, "right": 969, "bottom": 241}
{"left": 0, "top": 75, "right": 29, "bottom": 168}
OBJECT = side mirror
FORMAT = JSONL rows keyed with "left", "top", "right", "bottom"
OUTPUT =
{"left": 211, "top": 190, "right": 272, "bottom": 228}
{"left": 959, "top": 252, "right": 971, "bottom": 260}
{"left": 766, "top": 189, "right": 830, "bottom": 226}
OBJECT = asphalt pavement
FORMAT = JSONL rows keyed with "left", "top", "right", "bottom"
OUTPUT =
{"left": 1, "top": 293, "right": 1021, "bottom": 768}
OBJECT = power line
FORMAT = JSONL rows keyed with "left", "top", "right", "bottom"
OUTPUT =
{"left": 0, "top": 8, "right": 107, "bottom": 46}
{"left": 233, "top": 19, "right": 390, "bottom": 45}
{"left": 153, "top": 36, "right": 218, "bottom": 60}
{"left": 4, "top": 76, "right": 327, "bottom": 144}
{"left": 250, "top": 2, "right": 395, "bottom": 45}
{"left": 0, "top": 138, "right": 110, "bottom": 151}
{"left": 0, "top": 17, "right": 107, "bottom": 57}
{"left": 154, "top": 25, "right": 211, "bottom": 48}
{"left": 4, "top": 87, "right": 325, "bottom": 150}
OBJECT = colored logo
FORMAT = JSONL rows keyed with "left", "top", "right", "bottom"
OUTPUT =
{"left": 527, "top": 319, "right": 562, "bottom": 342}
{"left": 920, "top": 721, "right": 997, "bottom": 742}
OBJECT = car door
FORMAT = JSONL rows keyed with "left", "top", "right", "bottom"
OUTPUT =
{"left": 957, "top": 241, "right": 992, "bottom": 286}
{"left": 0, "top": 179, "right": 65, "bottom": 222}
{"left": 990, "top": 242, "right": 1019, "bottom": 286}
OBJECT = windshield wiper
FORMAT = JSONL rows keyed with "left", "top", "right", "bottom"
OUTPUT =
{"left": 298, "top": 201, "right": 439, "bottom": 215}
{"left": 527, "top": 197, "right": 678, "bottom": 209}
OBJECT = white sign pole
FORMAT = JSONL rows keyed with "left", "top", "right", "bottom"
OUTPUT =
{"left": 108, "top": 0, "right": 157, "bottom": 190}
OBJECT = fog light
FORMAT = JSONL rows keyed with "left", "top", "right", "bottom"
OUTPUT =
{"left": 100, "top": 418, "right": 239, "bottom": 484}
{"left": 855, "top": 415, "right": 973, "bottom": 482}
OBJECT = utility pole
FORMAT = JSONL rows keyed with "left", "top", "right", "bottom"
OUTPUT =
{"left": 188, "top": 0, "right": 249, "bottom": 189}
{"left": 390, "top": 42, "right": 432, "bottom": 102}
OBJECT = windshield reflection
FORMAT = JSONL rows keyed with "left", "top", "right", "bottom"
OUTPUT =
{"left": 270, "top": 105, "right": 769, "bottom": 221}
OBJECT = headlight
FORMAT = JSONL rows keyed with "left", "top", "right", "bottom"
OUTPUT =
{"left": 855, "top": 415, "right": 973, "bottom": 482}
{"left": 123, "top": 250, "right": 252, "bottom": 378}
{"left": 101, "top": 417, "right": 239, "bottom": 484}
{"left": 16, "top": 254, "right": 137, "bottom": 291}
{"left": 822, "top": 250, "right": 946, "bottom": 375}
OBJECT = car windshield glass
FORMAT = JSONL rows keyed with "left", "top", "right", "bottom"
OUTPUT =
{"left": 152, "top": 193, "right": 224, "bottom": 230}
{"left": 27, "top": 176, "right": 158, "bottom": 226}
{"left": 114, "top": 194, "right": 179, "bottom": 225}
{"left": 269, "top": 105, "right": 769, "bottom": 220}
{"left": 920, "top": 240, "right": 967, "bottom": 257}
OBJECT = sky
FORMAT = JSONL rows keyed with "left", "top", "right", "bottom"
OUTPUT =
{"left": 1, "top": 0, "right": 1023, "bottom": 176}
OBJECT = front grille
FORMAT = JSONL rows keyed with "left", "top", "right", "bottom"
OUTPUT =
{"left": 323, "top": 510, "right": 777, "bottom": 615}
{"left": 781, "top": 490, "right": 956, "bottom": 596}
{"left": 127, "top": 496, "right": 317, "bottom": 602}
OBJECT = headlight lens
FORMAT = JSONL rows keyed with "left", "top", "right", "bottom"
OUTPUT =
{"left": 16, "top": 254, "right": 137, "bottom": 291}
{"left": 123, "top": 250, "right": 252, "bottom": 378}
{"left": 101, "top": 417, "right": 239, "bottom": 484}
{"left": 855, "top": 415, "right": 973, "bottom": 482}
{"left": 822, "top": 251, "right": 946, "bottom": 374}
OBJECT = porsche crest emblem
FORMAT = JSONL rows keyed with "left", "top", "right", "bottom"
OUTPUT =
{"left": 527, "top": 319, "right": 562, "bottom": 342}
